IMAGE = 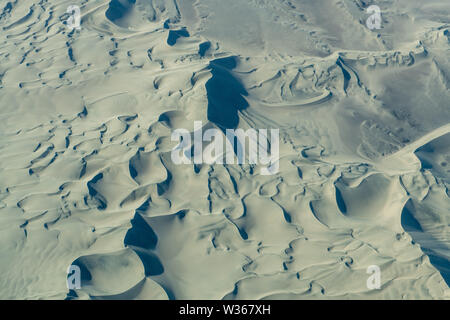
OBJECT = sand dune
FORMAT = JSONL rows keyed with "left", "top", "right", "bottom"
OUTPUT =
{"left": 0, "top": 0, "right": 449, "bottom": 299}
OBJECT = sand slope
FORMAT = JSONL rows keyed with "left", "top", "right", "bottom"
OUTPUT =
{"left": 0, "top": 0, "right": 449, "bottom": 299}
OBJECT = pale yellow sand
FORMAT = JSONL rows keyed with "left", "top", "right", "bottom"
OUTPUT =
{"left": 0, "top": 0, "right": 449, "bottom": 299}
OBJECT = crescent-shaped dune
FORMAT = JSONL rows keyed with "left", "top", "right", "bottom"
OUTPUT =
{"left": 0, "top": 0, "right": 449, "bottom": 300}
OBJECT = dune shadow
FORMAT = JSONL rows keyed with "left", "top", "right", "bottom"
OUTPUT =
{"left": 206, "top": 56, "right": 249, "bottom": 130}
{"left": 106, "top": 0, "right": 135, "bottom": 22}
{"left": 167, "top": 28, "right": 190, "bottom": 46}
{"left": 198, "top": 41, "right": 211, "bottom": 57}
{"left": 124, "top": 213, "right": 164, "bottom": 276}
{"left": 86, "top": 173, "right": 107, "bottom": 210}
{"left": 401, "top": 200, "right": 450, "bottom": 286}
{"left": 125, "top": 213, "right": 158, "bottom": 250}
{"left": 335, "top": 186, "right": 347, "bottom": 215}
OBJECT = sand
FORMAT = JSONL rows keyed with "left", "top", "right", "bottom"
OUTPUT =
{"left": 0, "top": 0, "right": 449, "bottom": 299}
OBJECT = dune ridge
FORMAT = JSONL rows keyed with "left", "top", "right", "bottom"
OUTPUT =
{"left": 0, "top": 0, "right": 449, "bottom": 299}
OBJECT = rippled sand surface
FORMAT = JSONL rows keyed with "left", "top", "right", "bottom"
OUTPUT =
{"left": 0, "top": 0, "right": 449, "bottom": 299}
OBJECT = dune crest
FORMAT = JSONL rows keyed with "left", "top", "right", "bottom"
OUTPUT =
{"left": 0, "top": 0, "right": 449, "bottom": 299}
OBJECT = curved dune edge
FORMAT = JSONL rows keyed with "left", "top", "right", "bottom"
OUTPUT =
{"left": 0, "top": 0, "right": 449, "bottom": 299}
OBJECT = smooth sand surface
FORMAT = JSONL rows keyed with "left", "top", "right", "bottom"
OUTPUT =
{"left": 0, "top": 0, "right": 449, "bottom": 299}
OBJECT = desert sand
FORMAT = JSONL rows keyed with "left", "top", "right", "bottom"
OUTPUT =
{"left": 0, "top": 0, "right": 449, "bottom": 299}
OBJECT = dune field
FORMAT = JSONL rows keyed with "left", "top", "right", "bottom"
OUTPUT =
{"left": 0, "top": 0, "right": 449, "bottom": 299}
